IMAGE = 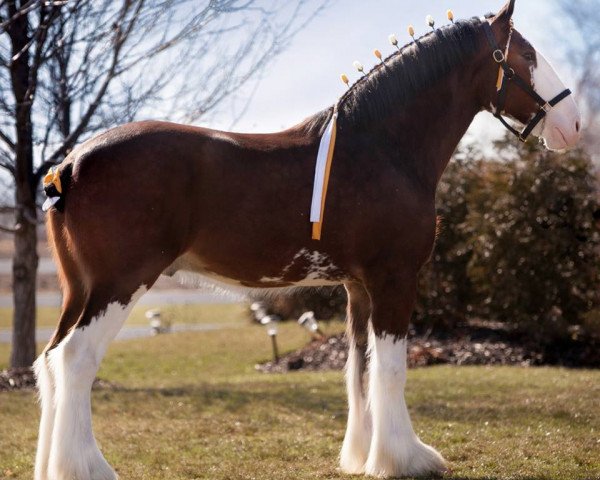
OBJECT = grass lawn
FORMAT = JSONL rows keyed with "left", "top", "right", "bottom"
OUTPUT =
{"left": 0, "top": 303, "right": 248, "bottom": 330}
{"left": 0, "top": 307, "right": 598, "bottom": 480}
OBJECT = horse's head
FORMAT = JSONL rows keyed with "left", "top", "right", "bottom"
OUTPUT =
{"left": 483, "top": 0, "right": 581, "bottom": 151}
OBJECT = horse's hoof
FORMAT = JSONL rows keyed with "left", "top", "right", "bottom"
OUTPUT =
{"left": 364, "top": 440, "right": 447, "bottom": 478}
{"left": 47, "top": 449, "right": 117, "bottom": 480}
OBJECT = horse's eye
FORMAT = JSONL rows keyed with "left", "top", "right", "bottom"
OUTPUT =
{"left": 522, "top": 51, "right": 535, "bottom": 62}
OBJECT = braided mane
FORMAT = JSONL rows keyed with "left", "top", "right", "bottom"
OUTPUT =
{"left": 301, "top": 16, "right": 485, "bottom": 135}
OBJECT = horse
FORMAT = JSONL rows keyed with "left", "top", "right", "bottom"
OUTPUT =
{"left": 33, "top": 1, "right": 580, "bottom": 478}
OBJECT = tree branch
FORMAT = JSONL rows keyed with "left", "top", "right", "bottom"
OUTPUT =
{"left": 38, "top": 0, "right": 141, "bottom": 178}
{"left": 0, "top": 147, "right": 15, "bottom": 176}
{"left": 0, "top": 160, "right": 15, "bottom": 176}
{"left": 0, "top": 128, "right": 14, "bottom": 151}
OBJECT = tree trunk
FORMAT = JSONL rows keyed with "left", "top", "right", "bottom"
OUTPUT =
{"left": 7, "top": 0, "right": 38, "bottom": 369}
{"left": 10, "top": 199, "right": 38, "bottom": 368}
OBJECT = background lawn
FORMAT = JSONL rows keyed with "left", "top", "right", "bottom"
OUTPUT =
{"left": 0, "top": 303, "right": 248, "bottom": 330}
{"left": 0, "top": 306, "right": 598, "bottom": 480}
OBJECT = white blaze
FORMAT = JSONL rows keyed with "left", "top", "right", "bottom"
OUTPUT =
{"left": 531, "top": 51, "right": 581, "bottom": 151}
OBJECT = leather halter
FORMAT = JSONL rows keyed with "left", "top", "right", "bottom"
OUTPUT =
{"left": 482, "top": 21, "right": 572, "bottom": 142}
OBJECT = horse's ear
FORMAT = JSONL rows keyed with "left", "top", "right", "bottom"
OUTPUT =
{"left": 494, "top": 0, "right": 516, "bottom": 23}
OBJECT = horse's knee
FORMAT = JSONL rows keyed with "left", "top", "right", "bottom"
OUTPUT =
{"left": 364, "top": 272, "right": 418, "bottom": 339}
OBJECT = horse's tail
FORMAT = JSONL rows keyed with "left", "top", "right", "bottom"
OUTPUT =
{"left": 42, "top": 162, "right": 73, "bottom": 213}
{"left": 43, "top": 168, "right": 86, "bottom": 353}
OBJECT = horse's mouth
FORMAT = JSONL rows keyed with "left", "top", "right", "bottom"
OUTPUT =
{"left": 556, "top": 127, "right": 569, "bottom": 147}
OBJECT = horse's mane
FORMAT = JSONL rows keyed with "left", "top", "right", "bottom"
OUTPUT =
{"left": 300, "top": 16, "right": 485, "bottom": 135}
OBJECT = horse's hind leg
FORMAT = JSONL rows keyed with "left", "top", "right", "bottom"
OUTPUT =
{"left": 340, "top": 282, "right": 372, "bottom": 474}
{"left": 35, "top": 215, "right": 86, "bottom": 480}
{"left": 46, "top": 282, "right": 148, "bottom": 480}
{"left": 364, "top": 273, "right": 446, "bottom": 478}
{"left": 34, "top": 354, "right": 55, "bottom": 480}
{"left": 34, "top": 289, "right": 85, "bottom": 480}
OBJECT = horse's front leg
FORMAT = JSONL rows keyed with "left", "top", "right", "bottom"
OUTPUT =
{"left": 340, "top": 282, "right": 372, "bottom": 474}
{"left": 364, "top": 273, "right": 446, "bottom": 478}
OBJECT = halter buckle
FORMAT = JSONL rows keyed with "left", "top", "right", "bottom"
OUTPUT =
{"left": 493, "top": 49, "right": 505, "bottom": 63}
{"left": 518, "top": 134, "right": 527, "bottom": 143}
{"left": 541, "top": 102, "right": 552, "bottom": 113}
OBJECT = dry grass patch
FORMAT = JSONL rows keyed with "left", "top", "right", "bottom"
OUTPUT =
{"left": 0, "top": 317, "right": 598, "bottom": 479}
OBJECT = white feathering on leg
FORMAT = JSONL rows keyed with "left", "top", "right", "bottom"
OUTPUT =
{"left": 340, "top": 341, "right": 372, "bottom": 474}
{"left": 364, "top": 332, "right": 446, "bottom": 478}
{"left": 34, "top": 354, "right": 55, "bottom": 480}
{"left": 46, "top": 286, "right": 146, "bottom": 480}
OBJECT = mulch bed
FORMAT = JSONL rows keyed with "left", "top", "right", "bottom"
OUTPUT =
{"left": 0, "top": 368, "right": 117, "bottom": 392}
{"left": 256, "top": 321, "right": 599, "bottom": 373}
{"left": 0, "top": 367, "right": 36, "bottom": 390}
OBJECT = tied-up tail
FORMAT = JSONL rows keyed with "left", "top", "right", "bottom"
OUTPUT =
{"left": 42, "top": 164, "right": 72, "bottom": 212}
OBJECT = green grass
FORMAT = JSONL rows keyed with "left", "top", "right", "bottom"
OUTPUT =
{"left": 0, "top": 303, "right": 248, "bottom": 330}
{"left": 0, "top": 307, "right": 598, "bottom": 480}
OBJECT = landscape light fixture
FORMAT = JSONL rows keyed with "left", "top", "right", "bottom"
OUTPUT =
{"left": 145, "top": 309, "right": 171, "bottom": 335}
{"left": 250, "top": 301, "right": 267, "bottom": 322}
{"left": 260, "top": 315, "right": 280, "bottom": 362}
{"left": 297, "top": 311, "right": 324, "bottom": 340}
{"left": 145, "top": 309, "right": 162, "bottom": 335}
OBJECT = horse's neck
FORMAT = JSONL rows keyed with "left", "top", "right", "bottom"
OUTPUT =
{"left": 362, "top": 68, "right": 482, "bottom": 192}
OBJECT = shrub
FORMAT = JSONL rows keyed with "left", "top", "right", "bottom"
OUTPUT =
{"left": 464, "top": 139, "right": 600, "bottom": 342}
{"left": 256, "top": 137, "right": 600, "bottom": 346}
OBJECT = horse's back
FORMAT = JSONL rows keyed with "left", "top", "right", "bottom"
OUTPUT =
{"left": 54, "top": 121, "right": 214, "bottom": 281}
{"left": 49, "top": 120, "right": 320, "bottom": 286}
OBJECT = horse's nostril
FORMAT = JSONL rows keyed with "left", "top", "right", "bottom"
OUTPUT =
{"left": 575, "top": 121, "right": 581, "bottom": 133}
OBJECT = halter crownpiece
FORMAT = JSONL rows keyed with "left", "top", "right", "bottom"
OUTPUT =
{"left": 482, "top": 20, "right": 572, "bottom": 142}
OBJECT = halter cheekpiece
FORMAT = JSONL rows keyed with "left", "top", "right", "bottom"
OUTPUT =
{"left": 482, "top": 21, "right": 572, "bottom": 142}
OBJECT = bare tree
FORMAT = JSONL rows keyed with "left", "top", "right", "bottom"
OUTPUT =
{"left": 554, "top": 0, "right": 600, "bottom": 151}
{"left": 0, "top": 0, "right": 327, "bottom": 368}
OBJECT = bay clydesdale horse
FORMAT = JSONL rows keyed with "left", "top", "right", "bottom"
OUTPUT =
{"left": 35, "top": 1, "right": 580, "bottom": 478}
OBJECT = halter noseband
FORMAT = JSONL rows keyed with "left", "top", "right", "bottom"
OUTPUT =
{"left": 482, "top": 21, "right": 572, "bottom": 142}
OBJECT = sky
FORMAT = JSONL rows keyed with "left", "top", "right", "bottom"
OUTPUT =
{"left": 207, "top": 0, "right": 567, "bottom": 147}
